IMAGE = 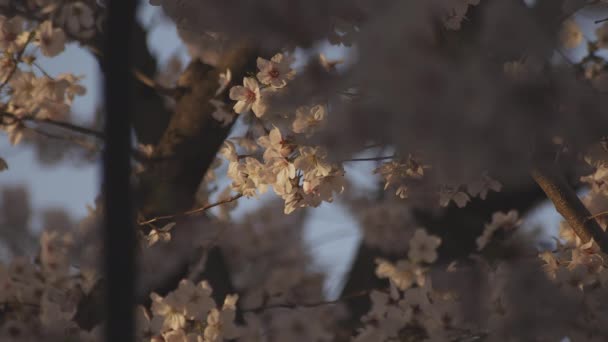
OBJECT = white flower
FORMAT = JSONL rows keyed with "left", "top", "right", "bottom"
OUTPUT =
{"left": 539, "top": 251, "right": 559, "bottom": 279}
{"left": 147, "top": 223, "right": 173, "bottom": 247}
{"left": 227, "top": 158, "right": 268, "bottom": 197}
{"left": 375, "top": 258, "right": 425, "bottom": 291}
{"left": 36, "top": 21, "right": 66, "bottom": 57}
{"left": 229, "top": 77, "right": 267, "bottom": 117}
{"left": 560, "top": 19, "right": 583, "bottom": 49}
{"left": 467, "top": 173, "right": 502, "bottom": 200}
{"left": 438, "top": 186, "right": 470, "bottom": 208}
{"left": 319, "top": 53, "right": 343, "bottom": 71}
{"left": 395, "top": 185, "right": 408, "bottom": 199}
{"left": 301, "top": 167, "right": 346, "bottom": 203}
{"left": 60, "top": 2, "right": 96, "bottom": 38}
{"left": 476, "top": 210, "right": 521, "bottom": 251}
{"left": 232, "top": 137, "right": 258, "bottom": 152}
{"left": 173, "top": 279, "right": 215, "bottom": 321}
{"left": 581, "top": 165, "right": 608, "bottom": 195}
{"left": 215, "top": 68, "right": 231, "bottom": 96}
{"left": 31, "top": 76, "right": 71, "bottom": 119}
{"left": 163, "top": 329, "right": 201, "bottom": 342}
{"left": 266, "top": 158, "right": 296, "bottom": 195}
{"left": 220, "top": 140, "right": 239, "bottom": 162}
{"left": 294, "top": 146, "right": 332, "bottom": 179}
{"left": 39, "top": 230, "right": 73, "bottom": 278}
{"left": 292, "top": 105, "right": 326, "bottom": 135}
{"left": 568, "top": 241, "right": 603, "bottom": 276}
{"left": 408, "top": 228, "right": 442, "bottom": 263}
{"left": 0, "top": 16, "right": 24, "bottom": 53}
{"left": 5, "top": 121, "right": 24, "bottom": 145}
{"left": 135, "top": 306, "right": 162, "bottom": 341}
{"left": 204, "top": 295, "right": 240, "bottom": 341}
{"left": 256, "top": 53, "right": 295, "bottom": 88}
{"left": 56, "top": 73, "right": 86, "bottom": 103}
{"left": 150, "top": 292, "right": 187, "bottom": 332}
{"left": 597, "top": 22, "right": 608, "bottom": 49}
{"left": 282, "top": 193, "right": 301, "bottom": 214}
{"left": 374, "top": 157, "right": 430, "bottom": 199}
{"left": 257, "top": 127, "right": 294, "bottom": 161}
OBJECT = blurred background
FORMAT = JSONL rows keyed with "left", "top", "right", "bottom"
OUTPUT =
{"left": 4, "top": 0, "right": 600, "bottom": 299}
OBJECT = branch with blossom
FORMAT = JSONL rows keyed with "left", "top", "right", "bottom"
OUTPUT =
{"left": 137, "top": 194, "right": 243, "bottom": 227}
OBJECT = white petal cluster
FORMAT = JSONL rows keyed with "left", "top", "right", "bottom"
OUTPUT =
{"left": 36, "top": 21, "right": 66, "bottom": 57}
{"left": 408, "top": 228, "right": 442, "bottom": 263}
{"left": 375, "top": 156, "right": 430, "bottom": 199}
{"left": 476, "top": 210, "right": 521, "bottom": 251}
{"left": 149, "top": 280, "right": 240, "bottom": 341}
{"left": 256, "top": 53, "right": 295, "bottom": 88}
{"left": 221, "top": 125, "right": 344, "bottom": 214}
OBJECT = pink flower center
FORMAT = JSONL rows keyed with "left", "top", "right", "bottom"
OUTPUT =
{"left": 246, "top": 89, "right": 256, "bottom": 102}
{"left": 269, "top": 69, "right": 280, "bottom": 78}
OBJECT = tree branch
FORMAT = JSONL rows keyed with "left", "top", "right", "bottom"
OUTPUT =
{"left": 0, "top": 29, "right": 36, "bottom": 91}
{"left": 0, "top": 112, "right": 105, "bottom": 139}
{"left": 137, "top": 194, "right": 242, "bottom": 226}
{"left": 531, "top": 165, "right": 608, "bottom": 252}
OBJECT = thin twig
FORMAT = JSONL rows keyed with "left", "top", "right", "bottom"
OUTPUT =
{"left": 342, "top": 155, "right": 395, "bottom": 162}
{"left": 0, "top": 111, "right": 105, "bottom": 139}
{"left": 587, "top": 211, "right": 608, "bottom": 221}
{"left": 132, "top": 68, "right": 178, "bottom": 97}
{"left": 0, "top": 112, "right": 162, "bottom": 162}
{"left": 32, "top": 61, "right": 54, "bottom": 79}
{"left": 27, "top": 126, "right": 99, "bottom": 150}
{"left": 0, "top": 30, "right": 36, "bottom": 92}
{"left": 137, "top": 194, "right": 243, "bottom": 226}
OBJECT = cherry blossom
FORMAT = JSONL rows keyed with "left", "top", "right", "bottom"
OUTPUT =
{"left": 560, "top": 19, "right": 583, "bottom": 49}
{"left": 375, "top": 258, "right": 426, "bottom": 291}
{"left": 476, "top": 210, "right": 521, "bottom": 251}
{"left": 36, "top": 21, "right": 66, "bottom": 57}
{"left": 0, "top": 16, "right": 24, "bottom": 53}
{"left": 203, "top": 295, "right": 240, "bottom": 341}
{"left": 467, "top": 172, "right": 502, "bottom": 200}
{"left": 294, "top": 146, "right": 332, "bottom": 179}
{"left": 257, "top": 126, "right": 294, "bottom": 160}
{"left": 596, "top": 22, "right": 608, "bottom": 49}
{"left": 229, "top": 77, "right": 267, "bottom": 117}
{"left": 59, "top": 2, "right": 96, "bottom": 38}
{"left": 256, "top": 53, "right": 295, "bottom": 88}
{"left": 292, "top": 104, "right": 326, "bottom": 135}
{"left": 438, "top": 186, "right": 470, "bottom": 208}
{"left": 150, "top": 292, "right": 188, "bottom": 332}
{"left": 408, "top": 228, "right": 442, "bottom": 264}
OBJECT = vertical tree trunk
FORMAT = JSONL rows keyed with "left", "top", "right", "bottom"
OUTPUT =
{"left": 102, "top": 0, "right": 137, "bottom": 341}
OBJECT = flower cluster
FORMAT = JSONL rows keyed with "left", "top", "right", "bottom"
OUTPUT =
{"left": 0, "top": 229, "right": 101, "bottom": 340}
{"left": 0, "top": 9, "right": 87, "bottom": 147}
{"left": 147, "top": 280, "right": 240, "bottom": 341}
{"left": 223, "top": 52, "right": 347, "bottom": 214}
{"left": 374, "top": 228, "right": 441, "bottom": 291}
